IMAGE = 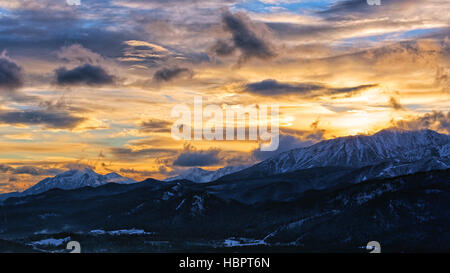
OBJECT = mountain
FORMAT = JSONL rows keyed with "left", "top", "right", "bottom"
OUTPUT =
{"left": 0, "top": 192, "right": 20, "bottom": 201}
{"left": 1, "top": 169, "right": 449, "bottom": 252}
{"left": 1, "top": 129, "right": 447, "bottom": 201}
{"left": 220, "top": 129, "right": 449, "bottom": 182}
{"left": 4, "top": 168, "right": 137, "bottom": 198}
{"left": 103, "top": 172, "right": 137, "bottom": 184}
{"left": 164, "top": 166, "right": 246, "bottom": 183}
{"left": 0, "top": 129, "right": 448, "bottom": 252}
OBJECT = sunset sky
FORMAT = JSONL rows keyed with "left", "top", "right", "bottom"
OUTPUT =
{"left": 0, "top": 0, "right": 449, "bottom": 193}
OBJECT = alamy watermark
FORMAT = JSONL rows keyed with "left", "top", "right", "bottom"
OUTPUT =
{"left": 66, "top": 241, "right": 81, "bottom": 253}
{"left": 66, "top": 0, "right": 81, "bottom": 6}
{"left": 367, "top": 0, "right": 381, "bottom": 6}
{"left": 171, "top": 96, "right": 279, "bottom": 151}
{"left": 366, "top": 241, "right": 381, "bottom": 253}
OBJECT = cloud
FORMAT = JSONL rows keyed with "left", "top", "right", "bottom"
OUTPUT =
{"left": 213, "top": 11, "right": 275, "bottom": 62}
{"left": 0, "top": 163, "right": 63, "bottom": 176}
{"left": 139, "top": 119, "right": 172, "bottom": 133}
{"left": 252, "top": 134, "right": 314, "bottom": 161}
{"left": 62, "top": 162, "right": 96, "bottom": 170}
{"left": 0, "top": 109, "right": 86, "bottom": 129}
{"left": 55, "top": 64, "right": 115, "bottom": 86}
{"left": 0, "top": 0, "right": 71, "bottom": 11}
{"left": 0, "top": 54, "right": 23, "bottom": 90}
{"left": 0, "top": 53, "right": 36, "bottom": 102}
{"left": 244, "top": 79, "right": 377, "bottom": 98}
{"left": 119, "top": 40, "right": 174, "bottom": 64}
{"left": 388, "top": 96, "right": 405, "bottom": 111}
{"left": 318, "top": 0, "right": 421, "bottom": 19}
{"left": 265, "top": 0, "right": 444, "bottom": 45}
{"left": 119, "top": 168, "right": 163, "bottom": 177}
{"left": 252, "top": 120, "right": 327, "bottom": 161}
{"left": 110, "top": 147, "right": 177, "bottom": 160}
{"left": 113, "top": 0, "right": 235, "bottom": 10}
{"left": 245, "top": 79, "right": 323, "bottom": 96}
{"left": 281, "top": 124, "right": 326, "bottom": 142}
{"left": 57, "top": 44, "right": 105, "bottom": 65}
{"left": 0, "top": 164, "right": 14, "bottom": 173}
{"left": 210, "top": 39, "right": 236, "bottom": 56}
{"left": 391, "top": 111, "right": 450, "bottom": 134}
{"left": 434, "top": 66, "right": 449, "bottom": 91}
{"left": 266, "top": 19, "right": 426, "bottom": 44}
{"left": 318, "top": 0, "right": 376, "bottom": 17}
{"left": 153, "top": 67, "right": 193, "bottom": 82}
{"left": 12, "top": 166, "right": 62, "bottom": 176}
{"left": 124, "top": 40, "right": 169, "bottom": 52}
{"left": 173, "top": 146, "right": 221, "bottom": 167}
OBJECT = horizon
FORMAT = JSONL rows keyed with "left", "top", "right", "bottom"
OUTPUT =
{"left": 0, "top": 0, "right": 449, "bottom": 193}
{"left": 2, "top": 127, "right": 447, "bottom": 195}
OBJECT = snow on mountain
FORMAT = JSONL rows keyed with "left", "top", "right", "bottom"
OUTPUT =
{"left": 103, "top": 172, "right": 137, "bottom": 184}
{"left": 21, "top": 168, "right": 137, "bottom": 196}
{"left": 2, "top": 130, "right": 448, "bottom": 201}
{"left": 164, "top": 165, "right": 246, "bottom": 183}
{"left": 221, "top": 129, "right": 450, "bottom": 180}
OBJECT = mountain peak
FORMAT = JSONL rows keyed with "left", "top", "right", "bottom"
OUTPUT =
{"left": 220, "top": 129, "right": 449, "bottom": 181}
{"left": 165, "top": 165, "right": 247, "bottom": 183}
{"left": 21, "top": 168, "right": 137, "bottom": 196}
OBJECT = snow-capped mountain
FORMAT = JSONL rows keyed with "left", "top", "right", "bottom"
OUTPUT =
{"left": 21, "top": 168, "right": 137, "bottom": 196}
{"left": 103, "top": 172, "right": 137, "bottom": 184}
{"left": 221, "top": 129, "right": 450, "bottom": 181}
{"left": 165, "top": 166, "right": 246, "bottom": 183}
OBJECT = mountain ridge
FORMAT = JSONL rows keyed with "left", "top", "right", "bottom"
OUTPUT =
{"left": 219, "top": 129, "right": 449, "bottom": 182}
{"left": 1, "top": 129, "right": 448, "bottom": 200}
{"left": 0, "top": 168, "right": 137, "bottom": 200}
{"left": 164, "top": 165, "right": 247, "bottom": 183}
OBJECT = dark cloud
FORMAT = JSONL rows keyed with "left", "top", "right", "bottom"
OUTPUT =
{"left": 266, "top": 18, "right": 426, "bottom": 43}
{"left": 0, "top": 164, "right": 14, "bottom": 173}
{"left": 388, "top": 97, "right": 405, "bottom": 111}
{"left": 214, "top": 11, "right": 274, "bottom": 62}
{"left": 55, "top": 64, "right": 114, "bottom": 86}
{"left": 252, "top": 134, "right": 314, "bottom": 161}
{"left": 0, "top": 109, "right": 85, "bottom": 129}
{"left": 153, "top": 67, "right": 193, "bottom": 82}
{"left": 0, "top": 0, "right": 138, "bottom": 60}
{"left": 63, "top": 162, "right": 96, "bottom": 170}
{"left": 245, "top": 79, "right": 323, "bottom": 96}
{"left": 116, "top": 0, "right": 235, "bottom": 5}
{"left": 434, "top": 66, "right": 449, "bottom": 90}
{"left": 210, "top": 39, "right": 236, "bottom": 56}
{"left": 328, "top": 84, "right": 378, "bottom": 97}
{"left": 98, "top": 151, "right": 105, "bottom": 158}
{"left": 391, "top": 111, "right": 450, "bottom": 134}
{"left": 318, "top": 0, "right": 374, "bottom": 17}
{"left": 0, "top": 56, "right": 23, "bottom": 90}
{"left": 57, "top": 44, "right": 105, "bottom": 66}
{"left": 318, "top": 0, "right": 420, "bottom": 20}
{"left": 267, "top": 22, "right": 339, "bottom": 41}
{"left": 173, "top": 148, "right": 221, "bottom": 167}
{"left": 0, "top": 55, "right": 36, "bottom": 102}
{"left": 140, "top": 119, "right": 172, "bottom": 133}
{"left": 310, "top": 120, "right": 320, "bottom": 130}
{"left": 252, "top": 120, "right": 327, "bottom": 161}
{"left": 119, "top": 168, "right": 162, "bottom": 177}
{"left": 244, "top": 79, "right": 377, "bottom": 98}
{"left": 111, "top": 147, "right": 176, "bottom": 160}
{"left": 12, "top": 166, "right": 62, "bottom": 176}
{"left": 0, "top": 164, "right": 63, "bottom": 176}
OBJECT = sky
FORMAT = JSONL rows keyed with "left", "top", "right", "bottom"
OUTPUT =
{"left": 0, "top": 0, "right": 449, "bottom": 193}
